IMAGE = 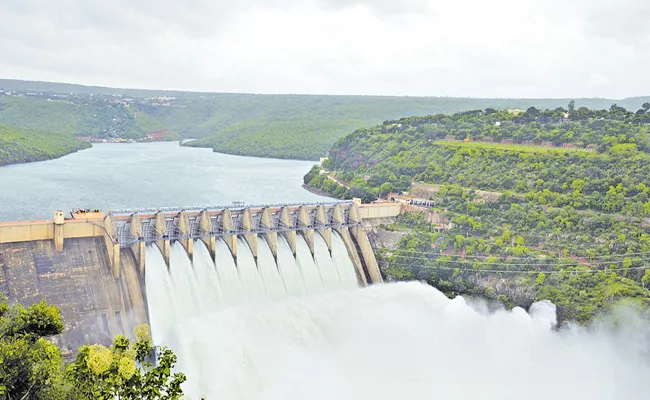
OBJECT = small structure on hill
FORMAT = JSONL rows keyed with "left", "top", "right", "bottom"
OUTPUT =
{"left": 146, "top": 130, "right": 172, "bottom": 141}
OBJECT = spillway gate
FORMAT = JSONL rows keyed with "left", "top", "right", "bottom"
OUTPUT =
{"left": 111, "top": 201, "right": 361, "bottom": 247}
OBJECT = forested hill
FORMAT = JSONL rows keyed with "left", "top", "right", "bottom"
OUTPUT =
{"left": 307, "top": 104, "right": 650, "bottom": 324}
{"left": 179, "top": 97, "right": 644, "bottom": 160}
{"left": 314, "top": 103, "right": 650, "bottom": 200}
{"left": 2, "top": 79, "right": 649, "bottom": 160}
{"left": 0, "top": 124, "right": 91, "bottom": 166}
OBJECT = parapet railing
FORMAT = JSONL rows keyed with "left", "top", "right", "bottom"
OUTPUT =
{"left": 108, "top": 200, "right": 354, "bottom": 216}
{"left": 114, "top": 218, "right": 361, "bottom": 247}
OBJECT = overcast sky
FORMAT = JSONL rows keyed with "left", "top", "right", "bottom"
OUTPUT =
{"left": 0, "top": 0, "right": 648, "bottom": 98}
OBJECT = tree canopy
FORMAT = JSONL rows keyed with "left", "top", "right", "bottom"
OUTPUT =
{"left": 0, "top": 295, "right": 186, "bottom": 400}
{"left": 0, "top": 297, "right": 66, "bottom": 399}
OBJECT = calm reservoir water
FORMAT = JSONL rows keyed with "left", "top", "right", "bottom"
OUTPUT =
{"left": 0, "top": 143, "right": 327, "bottom": 221}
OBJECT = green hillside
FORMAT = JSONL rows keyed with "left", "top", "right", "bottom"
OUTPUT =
{"left": 2, "top": 79, "right": 649, "bottom": 160}
{"left": 0, "top": 124, "right": 91, "bottom": 166}
{"left": 181, "top": 96, "right": 650, "bottom": 160}
{"left": 307, "top": 105, "right": 650, "bottom": 323}
{"left": 0, "top": 95, "right": 175, "bottom": 140}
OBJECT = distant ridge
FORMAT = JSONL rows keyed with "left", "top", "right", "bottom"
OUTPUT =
{"left": 1, "top": 78, "right": 648, "bottom": 160}
{"left": 1, "top": 78, "right": 648, "bottom": 102}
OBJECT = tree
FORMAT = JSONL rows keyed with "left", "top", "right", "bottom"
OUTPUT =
{"left": 525, "top": 107, "right": 541, "bottom": 117}
{"left": 571, "top": 179, "right": 585, "bottom": 193}
{"left": 66, "top": 324, "right": 186, "bottom": 400}
{"left": 642, "top": 269, "right": 650, "bottom": 288}
{"left": 0, "top": 297, "right": 67, "bottom": 399}
{"left": 642, "top": 102, "right": 650, "bottom": 112}
{"left": 623, "top": 257, "right": 632, "bottom": 276}
{"left": 379, "top": 182, "right": 394, "bottom": 197}
{"left": 568, "top": 100, "right": 575, "bottom": 114}
{"left": 1, "top": 295, "right": 187, "bottom": 400}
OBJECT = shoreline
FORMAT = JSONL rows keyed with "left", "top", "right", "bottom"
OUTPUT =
{"left": 183, "top": 141, "right": 322, "bottom": 163}
{"left": 0, "top": 143, "right": 92, "bottom": 168}
{"left": 302, "top": 184, "right": 335, "bottom": 199}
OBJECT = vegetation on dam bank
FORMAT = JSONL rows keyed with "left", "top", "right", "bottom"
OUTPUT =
{"left": 0, "top": 124, "right": 91, "bottom": 166}
{"left": 0, "top": 295, "right": 186, "bottom": 399}
{"left": 307, "top": 104, "right": 650, "bottom": 324}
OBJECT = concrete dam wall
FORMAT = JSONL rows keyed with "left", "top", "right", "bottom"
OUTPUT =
{"left": 0, "top": 237, "right": 147, "bottom": 356}
{"left": 0, "top": 201, "right": 402, "bottom": 354}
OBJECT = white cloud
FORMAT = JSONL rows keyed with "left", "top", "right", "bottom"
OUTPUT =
{"left": 0, "top": 0, "right": 648, "bottom": 97}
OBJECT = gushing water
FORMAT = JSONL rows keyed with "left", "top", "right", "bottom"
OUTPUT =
{"left": 169, "top": 243, "right": 203, "bottom": 316}
{"left": 276, "top": 235, "right": 307, "bottom": 297}
{"left": 236, "top": 237, "right": 267, "bottom": 303}
{"left": 192, "top": 241, "right": 223, "bottom": 308}
{"left": 313, "top": 233, "right": 341, "bottom": 290}
{"left": 144, "top": 245, "right": 175, "bottom": 343}
{"left": 146, "top": 232, "right": 360, "bottom": 379}
{"left": 294, "top": 234, "right": 325, "bottom": 294}
{"left": 160, "top": 282, "right": 650, "bottom": 400}
{"left": 331, "top": 231, "right": 359, "bottom": 289}
{"left": 215, "top": 239, "right": 241, "bottom": 305}
{"left": 146, "top": 234, "right": 649, "bottom": 400}
{"left": 257, "top": 237, "right": 287, "bottom": 301}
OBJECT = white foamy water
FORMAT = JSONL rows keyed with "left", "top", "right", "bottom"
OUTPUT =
{"left": 276, "top": 235, "right": 308, "bottom": 297}
{"left": 144, "top": 245, "right": 176, "bottom": 343}
{"left": 295, "top": 234, "right": 326, "bottom": 295}
{"left": 215, "top": 239, "right": 242, "bottom": 306}
{"left": 147, "top": 237, "right": 649, "bottom": 400}
{"left": 330, "top": 231, "right": 359, "bottom": 289}
{"left": 192, "top": 241, "right": 224, "bottom": 308}
{"left": 257, "top": 237, "right": 287, "bottom": 301}
{"left": 235, "top": 237, "right": 268, "bottom": 303}
{"left": 313, "top": 233, "right": 341, "bottom": 290}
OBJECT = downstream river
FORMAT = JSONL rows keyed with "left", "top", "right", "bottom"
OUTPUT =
{"left": 0, "top": 143, "right": 327, "bottom": 221}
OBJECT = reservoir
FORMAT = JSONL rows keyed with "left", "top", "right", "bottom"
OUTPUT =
{"left": 0, "top": 142, "right": 326, "bottom": 221}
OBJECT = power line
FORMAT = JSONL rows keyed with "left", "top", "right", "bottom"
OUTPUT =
{"left": 395, "top": 223, "right": 649, "bottom": 244}
{"left": 421, "top": 228, "right": 643, "bottom": 242}
{"left": 380, "top": 261, "right": 650, "bottom": 274}
{"left": 377, "top": 254, "right": 650, "bottom": 267}
{"left": 378, "top": 248, "right": 650, "bottom": 260}
{"left": 390, "top": 231, "right": 644, "bottom": 250}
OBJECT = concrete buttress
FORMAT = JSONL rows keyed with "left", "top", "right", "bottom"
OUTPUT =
{"left": 335, "top": 226, "right": 368, "bottom": 286}
{"left": 280, "top": 207, "right": 296, "bottom": 255}
{"left": 199, "top": 210, "right": 216, "bottom": 258}
{"left": 221, "top": 209, "right": 237, "bottom": 259}
{"left": 154, "top": 212, "right": 170, "bottom": 267}
{"left": 298, "top": 206, "right": 315, "bottom": 255}
{"left": 260, "top": 208, "right": 278, "bottom": 258}
{"left": 103, "top": 214, "right": 121, "bottom": 278}
{"left": 129, "top": 214, "right": 145, "bottom": 275}
{"left": 177, "top": 212, "right": 193, "bottom": 261}
{"left": 348, "top": 203, "right": 383, "bottom": 284}
{"left": 315, "top": 205, "right": 332, "bottom": 251}
{"left": 241, "top": 208, "right": 258, "bottom": 258}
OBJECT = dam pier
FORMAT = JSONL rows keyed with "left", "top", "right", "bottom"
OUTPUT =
{"left": 0, "top": 200, "right": 402, "bottom": 354}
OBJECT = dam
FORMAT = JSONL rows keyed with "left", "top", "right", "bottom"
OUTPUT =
{"left": 0, "top": 200, "right": 402, "bottom": 355}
